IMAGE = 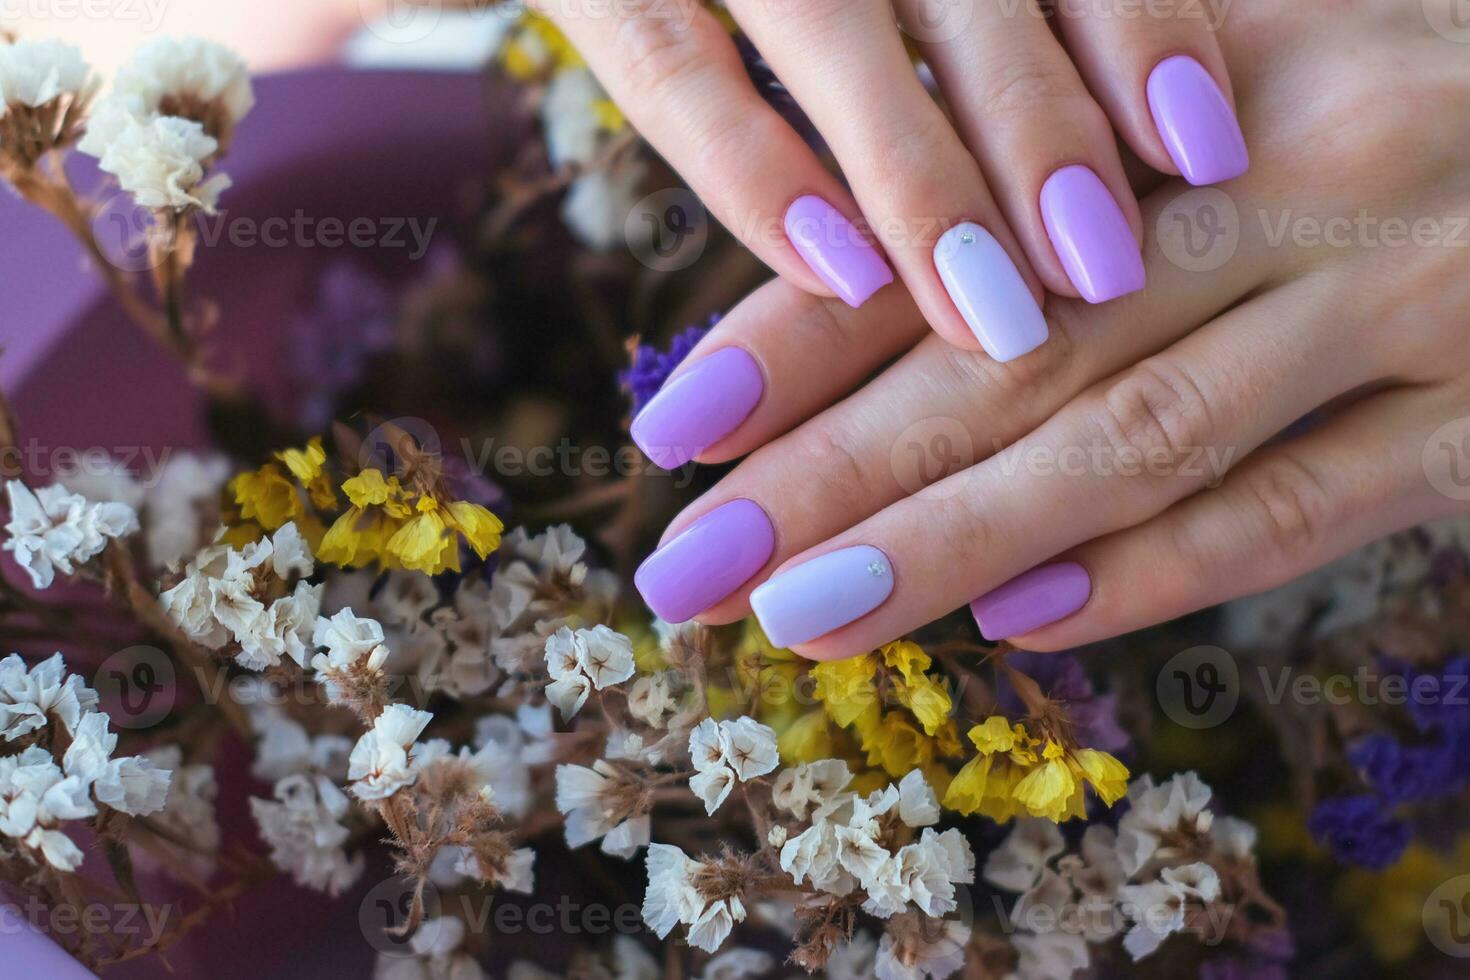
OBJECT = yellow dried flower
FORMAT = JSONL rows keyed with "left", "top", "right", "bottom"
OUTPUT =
{"left": 944, "top": 715, "right": 1128, "bottom": 824}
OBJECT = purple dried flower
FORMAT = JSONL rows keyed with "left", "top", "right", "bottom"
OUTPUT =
{"left": 1307, "top": 794, "right": 1409, "bottom": 870}
{"left": 619, "top": 316, "right": 718, "bottom": 415}
{"left": 999, "top": 651, "right": 1131, "bottom": 753}
{"left": 1348, "top": 734, "right": 1441, "bottom": 805}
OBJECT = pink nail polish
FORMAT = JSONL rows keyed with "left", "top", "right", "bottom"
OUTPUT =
{"left": 1040, "top": 166, "right": 1145, "bottom": 304}
{"left": 636, "top": 499, "right": 775, "bottom": 623}
{"left": 1147, "top": 55, "right": 1249, "bottom": 186}
{"left": 970, "top": 562, "right": 1091, "bottom": 641}
{"left": 630, "top": 347, "right": 763, "bottom": 470}
{"left": 784, "top": 195, "right": 894, "bottom": 308}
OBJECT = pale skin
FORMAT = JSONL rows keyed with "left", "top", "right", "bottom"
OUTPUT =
{"left": 645, "top": 0, "right": 1470, "bottom": 658}
{"left": 537, "top": 0, "right": 1239, "bottom": 346}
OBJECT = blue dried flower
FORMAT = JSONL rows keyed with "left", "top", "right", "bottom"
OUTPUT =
{"left": 1307, "top": 794, "right": 1409, "bottom": 870}
{"left": 620, "top": 316, "right": 718, "bottom": 415}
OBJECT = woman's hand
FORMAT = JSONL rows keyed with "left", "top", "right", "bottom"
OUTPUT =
{"left": 632, "top": 0, "right": 1470, "bottom": 658}
{"left": 537, "top": 0, "right": 1245, "bottom": 358}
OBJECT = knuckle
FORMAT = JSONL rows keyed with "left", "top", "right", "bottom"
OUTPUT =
{"left": 793, "top": 294, "right": 861, "bottom": 358}
{"left": 854, "top": 116, "right": 975, "bottom": 244}
{"left": 1088, "top": 359, "right": 1216, "bottom": 477}
{"left": 747, "top": 0, "right": 856, "bottom": 33}
{"left": 801, "top": 422, "right": 878, "bottom": 507}
{"left": 979, "top": 56, "right": 1087, "bottom": 123}
{"left": 616, "top": 10, "right": 709, "bottom": 98}
{"left": 940, "top": 321, "right": 1074, "bottom": 427}
{"left": 1237, "top": 455, "right": 1334, "bottom": 561}
{"left": 939, "top": 482, "right": 997, "bottom": 565}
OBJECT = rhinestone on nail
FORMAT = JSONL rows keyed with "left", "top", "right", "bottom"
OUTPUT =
{"left": 959, "top": 231, "right": 976, "bottom": 245}
{"left": 868, "top": 560, "right": 888, "bottom": 577}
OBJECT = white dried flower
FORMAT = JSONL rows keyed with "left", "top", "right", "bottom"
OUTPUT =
{"left": 0, "top": 652, "right": 99, "bottom": 740}
{"left": 562, "top": 160, "right": 646, "bottom": 251}
{"left": 641, "top": 844, "right": 746, "bottom": 955}
{"left": 1011, "top": 932, "right": 1090, "bottom": 980}
{"left": 3, "top": 480, "right": 138, "bottom": 589}
{"left": 689, "top": 764, "right": 737, "bottom": 816}
{"left": 0, "top": 745, "right": 94, "bottom": 871}
{"left": 627, "top": 670, "right": 678, "bottom": 728}
{"left": 0, "top": 39, "right": 94, "bottom": 114}
{"left": 983, "top": 818, "right": 1066, "bottom": 893}
{"left": 1118, "top": 861, "right": 1222, "bottom": 961}
{"left": 826, "top": 933, "right": 879, "bottom": 980}
{"left": 541, "top": 67, "right": 611, "bottom": 169}
{"left": 79, "top": 36, "right": 253, "bottom": 158}
{"left": 94, "top": 115, "right": 231, "bottom": 212}
{"left": 313, "top": 607, "right": 386, "bottom": 666}
{"left": 137, "top": 744, "right": 218, "bottom": 879}
{"left": 772, "top": 759, "right": 852, "bottom": 820}
{"left": 249, "top": 773, "right": 363, "bottom": 895}
{"left": 780, "top": 821, "right": 850, "bottom": 895}
{"left": 696, "top": 948, "right": 773, "bottom": 980}
{"left": 60, "top": 711, "right": 171, "bottom": 816}
{"left": 374, "top": 914, "right": 487, "bottom": 980}
{"left": 142, "top": 452, "right": 230, "bottom": 568}
{"left": 686, "top": 716, "right": 778, "bottom": 815}
{"left": 237, "top": 580, "right": 322, "bottom": 671}
{"left": 1115, "top": 772, "right": 1214, "bottom": 876}
{"left": 554, "top": 761, "right": 649, "bottom": 858}
{"left": 895, "top": 769, "right": 940, "bottom": 828}
{"left": 875, "top": 914, "right": 970, "bottom": 980}
{"left": 718, "top": 716, "right": 779, "bottom": 781}
{"left": 348, "top": 704, "right": 434, "bottom": 800}
{"left": 542, "top": 625, "right": 634, "bottom": 719}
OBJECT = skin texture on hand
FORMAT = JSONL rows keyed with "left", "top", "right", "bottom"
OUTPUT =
{"left": 633, "top": 0, "right": 1470, "bottom": 660}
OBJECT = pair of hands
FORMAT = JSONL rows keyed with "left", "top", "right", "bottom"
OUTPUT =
{"left": 600, "top": 0, "right": 1470, "bottom": 659}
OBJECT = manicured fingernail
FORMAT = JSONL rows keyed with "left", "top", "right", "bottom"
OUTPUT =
{"left": 785, "top": 195, "right": 894, "bottom": 308}
{"left": 934, "top": 222, "right": 1048, "bottom": 363}
{"left": 750, "top": 545, "right": 893, "bottom": 649}
{"left": 1146, "top": 55, "right": 1249, "bottom": 186}
{"left": 969, "top": 561, "right": 1091, "bottom": 641}
{"left": 636, "top": 499, "right": 775, "bottom": 623}
{"left": 1040, "top": 165, "right": 1146, "bottom": 304}
{"left": 630, "top": 347, "right": 762, "bottom": 470}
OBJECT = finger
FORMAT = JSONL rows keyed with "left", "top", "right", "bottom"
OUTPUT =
{"left": 724, "top": 0, "right": 1048, "bottom": 360}
{"left": 1006, "top": 383, "right": 1470, "bottom": 649}
{"left": 638, "top": 175, "right": 1279, "bottom": 623}
{"left": 896, "top": 0, "right": 1145, "bottom": 304}
{"left": 1053, "top": 0, "right": 1248, "bottom": 185}
{"left": 629, "top": 279, "right": 927, "bottom": 471}
{"left": 749, "top": 276, "right": 1388, "bottom": 658}
{"left": 537, "top": 0, "right": 893, "bottom": 303}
